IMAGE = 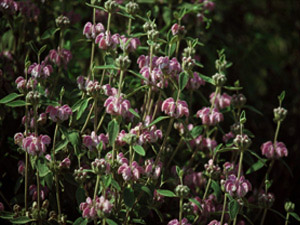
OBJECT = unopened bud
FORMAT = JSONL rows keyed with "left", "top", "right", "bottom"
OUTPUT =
{"left": 273, "top": 107, "right": 287, "bottom": 122}
{"left": 55, "top": 15, "right": 70, "bottom": 28}
{"left": 115, "top": 55, "right": 131, "bottom": 71}
{"left": 175, "top": 184, "right": 190, "bottom": 198}
{"left": 285, "top": 201, "right": 295, "bottom": 213}
{"left": 104, "top": 0, "right": 118, "bottom": 13}
{"left": 231, "top": 93, "right": 247, "bottom": 108}
{"left": 212, "top": 73, "right": 227, "bottom": 87}
{"left": 125, "top": 1, "right": 139, "bottom": 15}
{"left": 233, "top": 134, "right": 251, "bottom": 150}
{"left": 147, "top": 29, "right": 159, "bottom": 41}
{"left": 143, "top": 21, "right": 157, "bottom": 32}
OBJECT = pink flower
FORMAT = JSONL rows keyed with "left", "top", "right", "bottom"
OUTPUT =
{"left": 225, "top": 175, "right": 252, "bottom": 198}
{"left": 47, "top": 48, "right": 72, "bottom": 67}
{"left": 118, "top": 161, "right": 144, "bottom": 181}
{"left": 120, "top": 35, "right": 141, "bottom": 52}
{"left": 261, "top": 141, "right": 288, "bottom": 159}
{"left": 186, "top": 72, "right": 205, "bottom": 90}
{"left": 209, "top": 92, "right": 232, "bottom": 109}
{"left": 83, "top": 131, "right": 108, "bottom": 151}
{"left": 208, "top": 220, "right": 228, "bottom": 225}
{"left": 22, "top": 134, "right": 51, "bottom": 156}
{"left": 171, "top": 23, "right": 185, "bottom": 36}
{"left": 28, "top": 61, "right": 53, "bottom": 79}
{"left": 104, "top": 95, "right": 131, "bottom": 117}
{"left": 223, "top": 131, "right": 235, "bottom": 143}
{"left": 91, "top": 158, "right": 110, "bottom": 174}
{"left": 161, "top": 97, "right": 189, "bottom": 118}
{"left": 59, "top": 158, "right": 71, "bottom": 169}
{"left": 80, "top": 196, "right": 112, "bottom": 219}
{"left": 145, "top": 159, "right": 162, "bottom": 179}
{"left": 184, "top": 171, "right": 206, "bottom": 190}
{"left": 17, "top": 160, "right": 25, "bottom": 176}
{"left": 102, "top": 84, "right": 117, "bottom": 96}
{"left": 0, "top": 202, "right": 4, "bottom": 211}
{"left": 196, "top": 107, "right": 224, "bottom": 126}
{"left": 83, "top": 22, "right": 105, "bottom": 39}
{"left": 168, "top": 218, "right": 191, "bottom": 225}
{"left": 14, "top": 132, "right": 24, "bottom": 146}
{"left": 0, "top": 0, "right": 18, "bottom": 14}
{"left": 95, "top": 31, "right": 120, "bottom": 50}
{"left": 29, "top": 184, "right": 48, "bottom": 201}
{"left": 46, "top": 105, "right": 73, "bottom": 122}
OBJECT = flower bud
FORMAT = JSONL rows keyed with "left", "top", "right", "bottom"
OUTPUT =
{"left": 182, "top": 47, "right": 196, "bottom": 58}
{"left": 273, "top": 107, "right": 287, "bottom": 122}
{"left": 55, "top": 15, "right": 70, "bottom": 28}
{"left": 147, "top": 29, "right": 159, "bottom": 41}
{"left": 183, "top": 202, "right": 193, "bottom": 214}
{"left": 125, "top": 1, "right": 139, "bottom": 15}
{"left": 212, "top": 73, "right": 227, "bottom": 87}
{"left": 285, "top": 201, "right": 295, "bottom": 213}
{"left": 231, "top": 93, "right": 247, "bottom": 108}
{"left": 42, "top": 199, "right": 49, "bottom": 209}
{"left": 26, "top": 91, "right": 40, "bottom": 105}
{"left": 13, "top": 204, "right": 21, "bottom": 213}
{"left": 104, "top": 0, "right": 118, "bottom": 13}
{"left": 233, "top": 134, "right": 251, "bottom": 150}
{"left": 175, "top": 185, "right": 190, "bottom": 198}
{"left": 230, "top": 122, "right": 241, "bottom": 134}
{"left": 182, "top": 56, "right": 195, "bottom": 71}
{"left": 115, "top": 55, "right": 131, "bottom": 70}
{"left": 143, "top": 21, "right": 157, "bottom": 32}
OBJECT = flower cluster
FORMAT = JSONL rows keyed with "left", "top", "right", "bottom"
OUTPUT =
{"left": 104, "top": 95, "right": 131, "bottom": 117}
{"left": 83, "top": 22, "right": 105, "bottom": 39}
{"left": 224, "top": 175, "right": 252, "bottom": 198}
{"left": 14, "top": 133, "right": 51, "bottom": 156}
{"left": 28, "top": 61, "right": 53, "bottom": 79}
{"left": 29, "top": 184, "right": 49, "bottom": 201}
{"left": 47, "top": 48, "right": 72, "bottom": 68}
{"left": 144, "top": 159, "right": 162, "bottom": 179}
{"left": 161, "top": 97, "right": 189, "bottom": 118}
{"left": 79, "top": 196, "right": 113, "bottom": 219}
{"left": 83, "top": 131, "right": 108, "bottom": 151}
{"left": 186, "top": 72, "right": 205, "bottom": 90}
{"left": 168, "top": 218, "right": 191, "bottom": 225}
{"left": 209, "top": 92, "right": 232, "bottom": 109}
{"left": 46, "top": 105, "right": 72, "bottom": 123}
{"left": 196, "top": 107, "right": 224, "bottom": 126}
{"left": 117, "top": 153, "right": 144, "bottom": 181}
{"left": 260, "top": 141, "right": 288, "bottom": 159}
{"left": 15, "top": 76, "right": 37, "bottom": 93}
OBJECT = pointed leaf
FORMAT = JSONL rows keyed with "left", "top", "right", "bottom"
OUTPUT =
{"left": 229, "top": 199, "right": 239, "bottom": 219}
{"left": 5, "top": 100, "right": 27, "bottom": 107}
{"left": 133, "top": 145, "right": 145, "bottom": 156}
{"left": 0, "top": 93, "right": 21, "bottom": 104}
{"left": 147, "top": 116, "right": 170, "bottom": 128}
{"left": 179, "top": 71, "right": 189, "bottom": 91}
{"left": 108, "top": 119, "right": 119, "bottom": 145}
{"left": 156, "top": 189, "right": 176, "bottom": 197}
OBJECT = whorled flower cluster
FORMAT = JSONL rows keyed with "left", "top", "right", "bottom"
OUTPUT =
{"left": 104, "top": 95, "right": 131, "bottom": 117}
{"left": 161, "top": 97, "right": 189, "bottom": 118}
{"left": 196, "top": 107, "right": 224, "bottom": 126}
{"left": 186, "top": 72, "right": 205, "bottom": 90}
{"left": 209, "top": 92, "right": 231, "bottom": 109}
{"left": 46, "top": 105, "right": 72, "bottom": 123}
{"left": 83, "top": 131, "right": 108, "bottom": 151}
{"left": 46, "top": 48, "right": 72, "bottom": 68}
{"left": 117, "top": 153, "right": 144, "bottom": 181}
{"left": 260, "top": 141, "right": 288, "bottom": 159}
{"left": 28, "top": 61, "right": 53, "bottom": 79}
{"left": 79, "top": 196, "right": 113, "bottom": 219}
{"left": 224, "top": 175, "right": 252, "bottom": 198}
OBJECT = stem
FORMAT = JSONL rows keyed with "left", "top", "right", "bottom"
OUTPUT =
{"left": 203, "top": 177, "right": 212, "bottom": 200}
{"left": 52, "top": 123, "right": 61, "bottom": 220}
{"left": 233, "top": 216, "right": 238, "bottom": 225}
{"left": 36, "top": 170, "right": 41, "bottom": 216}
{"left": 107, "top": 13, "right": 112, "bottom": 32}
{"left": 94, "top": 98, "right": 97, "bottom": 132}
{"left": 179, "top": 197, "right": 183, "bottom": 225}
{"left": 94, "top": 175, "right": 100, "bottom": 199}
{"left": 154, "top": 117, "right": 174, "bottom": 166}
{"left": 285, "top": 212, "right": 290, "bottom": 225}
{"left": 175, "top": 39, "right": 180, "bottom": 59}
{"left": 127, "top": 18, "right": 132, "bottom": 35}
{"left": 237, "top": 150, "right": 244, "bottom": 179}
{"left": 167, "top": 137, "right": 183, "bottom": 168}
{"left": 24, "top": 152, "right": 29, "bottom": 211}
{"left": 210, "top": 87, "right": 220, "bottom": 113}
{"left": 273, "top": 121, "right": 281, "bottom": 144}
{"left": 96, "top": 111, "right": 106, "bottom": 132}
{"left": 81, "top": 101, "right": 95, "bottom": 134}
{"left": 220, "top": 194, "right": 227, "bottom": 225}
{"left": 117, "top": 70, "right": 124, "bottom": 98}
{"left": 260, "top": 208, "right": 268, "bottom": 225}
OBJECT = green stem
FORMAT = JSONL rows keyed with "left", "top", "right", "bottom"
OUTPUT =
{"left": 97, "top": 111, "right": 106, "bottom": 132}
{"left": 94, "top": 175, "right": 100, "bottom": 199}
{"left": 81, "top": 101, "right": 95, "bottom": 134}
{"left": 237, "top": 150, "right": 244, "bottom": 179}
{"left": 233, "top": 216, "right": 238, "bottom": 225}
{"left": 203, "top": 177, "right": 212, "bottom": 200}
{"left": 210, "top": 87, "right": 220, "bottom": 113}
{"left": 167, "top": 137, "right": 183, "bottom": 168}
{"left": 285, "top": 212, "right": 290, "bottom": 225}
{"left": 36, "top": 170, "right": 41, "bottom": 219}
{"left": 273, "top": 121, "right": 281, "bottom": 144}
{"left": 179, "top": 197, "right": 183, "bottom": 225}
{"left": 117, "top": 70, "right": 124, "bottom": 98}
{"left": 220, "top": 194, "right": 227, "bottom": 225}
{"left": 260, "top": 208, "right": 268, "bottom": 225}
{"left": 24, "top": 152, "right": 29, "bottom": 211}
{"left": 107, "top": 13, "right": 112, "bottom": 32}
{"left": 94, "top": 98, "right": 97, "bottom": 132}
{"left": 128, "top": 18, "right": 132, "bottom": 35}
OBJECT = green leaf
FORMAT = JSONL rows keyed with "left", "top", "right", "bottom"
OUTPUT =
{"left": 55, "top": 139, "right": 69, "bottom": 153}
{"left": 290, "top": 212, "right": 300, "bottom": 221}
{"left": 133, "top": 145, "right": 146, "bottom": 156}
{"left": 0, "top": 93, "right": 21, "bottom": 104}
{"left": 244, "top": 105, "right": 263, "bottom": 116}
{"left": 129, "top": 108, "right": 140, "bottom": 119}
{"left": 156, "top": 189, "right": 176, "bottom": 197}
{"left": 14, "top": 177, "right": 23, "bottom": 194}
{"left": 224, "top": 86, "right": 243, "bottom": 91}
{"left": 246, "top": 159, "right": 267, "bottom": 174}
{"left": 10, "top": 216, "right": 35, "bottom": 224}
{"left": 179, "top": 71, "right": 189, "bottom": 91}
{"left": 278, "top": 90, "right": 286, "bottom": 103}
{"left": 103, "top": 175, "right": 112, "bottom": 188}
{"left": 44, "top": 172, "right": 53, "bottom": 188}
{"left": 72, "top": 98, "right": 86, "bottom": 112}
{"left": 162, "top": 6, "right": 171, "bottom": 26}
{"left": 124, "top": 187, "right": 135, "bottom": 208}
{"left": 108, "top": 119, "right": 119, "bottom": 145}
{"left": 41, "top": 27, "right": 60, "bottom": 40}
{"left": 141, "top": 186, "right": 152, "bottom": 197}
{"left": 128, "top": 70, "right": 148, "bottom": 81}
{"left": 5, "top": 100, "right": 27, "bottom": 107}
{"left": 68, "top": 131, "right": 80, "bottom": 147}
{"left": 85, "top": 3, "right": 106, "bottom": 11}
{"left": 36, "top": 157, "right": 50, "bottom": 177}
{"left": 76, "top": 98, "right": 90, "bottom": 120}
{"left": 240, "top": 110, "right": 246, "bottom": 124}
{"left": 38, "top": 45, "right": 47, "bottom": 56}
{"left": 216, "top": 147, "right": 239, "bottom": 153}
{"left": 76, "top": 187, "right": 86, "bottom": 205}
{"left": 28, "top": 41, "right": 38, "bottom": 54}
{"left": 94, "top": 65, "right": 118, "bottom": 70}
{"left": 279, "top": 158, "right": 294, "bottom": 178}
{"left": 198, "top": 73, "right": 214, "bottom": 84}
{"left": 189, "top": 198, "right": 202, "bottom": 210}
{"left": 117, "top": 11, "right": 135, "bottom": 20}
{"left": 73, "top": 217, "right": 88, "bottom": 225}
{"left": 111, "top": 178, "right": 121, "bottom": 191}
{"left": 0, "top": 211, "right": 14, "bottom": 219}
{"left": 147, "top": 116, "right": 170, "bottom": 128}
{"left": 190, "top": 126, "right": 203, "bottom": 139}
{"left": 228, "top": 199, "right": 239, "bottom": 219}
{"left": 106, "top": 218, "right": 118, "bottom": 225}
{"left": 211, "top": 180, "right": 221, "bottom": 201}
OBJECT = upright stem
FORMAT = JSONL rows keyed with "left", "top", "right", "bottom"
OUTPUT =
{"left": 88, "top": 6, "right": 96, "bottom": 80}
{"left": 285, "top": 212, "right": 290, "bottom": 225}
{"left": 24, "top": 152, "right": 29, "bottom": 211}
{"left": 107, "top": 13, "right": 112, "bottom": 32}
{"left": 179, "top": 197, "right": 183, "bottom": 225}
{"left": 260, "top": 208, "right": 268, "bottom": 225}
{"left": 117, "top": 70, "right": 124, "bottom": 98}
{"left": 81, "top": 101, "right": 95, "bottom": 134}
{"left": 237, "top": 150, "right": 244, "bottom": 179}
{"left": 36, "top": 170, "right": 41, "bottom": 219}
{"left": 127, "top": 18, "right": 132, "bottom": 35}
{"left": 167, "top": 137, "right": 183, "bottom": 168}
{"left": 94, "top": 98, "right": 98, "bottom": 132}
{"left": 220, "top": 194, "right": 227, "bottom": 225}
{"left": 203, "top": 177, "right": 212, "bottom": 200}
{"left": 94, "top": 175, "right": 100, "bottom": 199}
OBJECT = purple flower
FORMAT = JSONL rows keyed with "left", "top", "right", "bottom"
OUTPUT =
{"left": 196, "top": 107, "right": 224, "bottom": 126}
{"left": 209, "top": 92, "right": 232, "bottom": 109}
{"left": 223, "top": 131, "right": 235, "bottom": 143}
{"left": 95, "top": 31, "right": 120, "bottom": 50}
{"left": 59, "top": 157, "right": 71, "bottom": 169}
{"left": 161, "top": 97, "right": 189, "bottom": 118}
{"left": 208, "top": 220, "right": 228, "bottom": 225}
{"left": 184, "top": 171, "right": 206, "bottom": 190}
{"left": 186, "top": 72, "right": 205, "bottom": 90}
{"left": 46, "top": 105, "right": 73, "bottom": 122}
{"left": 0, "top": 0, "right": 18, "bottom": 14}
{"left": 225, "top": 175, "right": 252, "bottom": 198}
{"left": 261, "top": 141, "right": 288, "bottom": 159}
{"left": 29, "top": 184, "right": 48, "bottom": 201}
{"left": 167, "top": 218, "right": 191, "bottom": 225}
{"left": 80, "top": 196, "right": 112, "bottom": 219}
{"left": 145, "top": 159, "right": 162, "bottom": 179}
{"left": 47, "top": 48, "right": 72, "bottom": 68}
{"left": 91, "top": 158, "right": 110, "bottom": 174}
{"left": 18, "top": 160, "right": 25, "bottom": 176}
{"left": 28, "top": 61, "right": 53, "bottom": 79}
{"left": 118, "top": 161, "right": 144, "bottom": 181}
{"left": 21, "top": 134, "right": 51, "bottom": 156}
{"left": 171, "top": 23, "right": 185, "bottom": 36}
{"left": 83, "top": 131, "right": 108, "bottom": 151}
{"left": 120, "top": 35, "right": 141, "bottom": 52}
{"left": 83, "top": 22, "right": 105, "bottom": 39}
{"left": 104, "top": 95, "right": 131, "bottom": 117}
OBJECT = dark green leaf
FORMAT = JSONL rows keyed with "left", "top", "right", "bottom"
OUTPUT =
{"left": 124, "top": 187, "right": 135, "bottom": 208}
{"left": 0, "top": 93, "right": 21, "bottom": 104}
{"left": 41, "top": 27, "right": 60, "bottom": 40}
{"left": 217, "top": 147, "right": 239, "bottom": 153}
{"left": 147, "top": 116, "right": 170, "bottom": 128}
{"left": 103, "top": 175, "right": 112, "bottom": 188}
{"left": 85, "top": 3, "right": 106, "bottom": 11}
{"left": 211, "top": 180, "right": 221, "bottom": 201}
{"left": 0, "top": 211, "right": 14, "bottom": 219}
{"left": 128, "top": 70, "right": 148, "bottom": 81}
{"left": 44, "top": 172, "right": 53, "bottom": 188}
{"left": 14, "top": 177, "right": 23, "bottom": 194}
{"left": 156, "top": 189, "right": 176, "bottom": 197}
{"left": 55, "top": 139, "right": 69, "bottom": 153}
{"left": 278, "top": 90, "right": 286, "bottom": 103}
{"left": 36, "top": 157, "right": 50, "bottom": 177}
{"left": 190, "top": 126, "right": 203, "bottom": 139}
{"left": 116, "top": 11, "right": 135, "bottom": 20}
{"left": 10, "top": 216, "right": 35, "bottom": 224}
{"left": 38, "top": 45, "right": 47, "bottom": 56}
{"left": 5, "top": 100, "right": 27, "bottom": 107}
{"left": 94, "top": 65, "right": 118, "bottom": 70}
{"left": 133, "top": 145, "right": 145, "bottom": 156}
{"left": 279, "top": 158, "right": 293, "bottom": 178}
{"left": 224, "top": 86, "right": 243, "bottom": 91}
{"left": 240, "top": 110, "right": 246, "bottom": 124}
{"left": 290, "top": 212, "right": 300, "bottom": 221}
{"left": 73, "top": 217, "right": 88, "bottom": 225}
{"left": 244, "top": 105, "right": 263, "bottom": 116}
{"left": 111, "top": 178, "right": 121, "bottom": 191}
{"left": 246, "top": 159, "right": 267, "bottom": 174}
{"left": 179, "top": 71, "right": 189, "bottom": 91}
{"left": 76, "top": 187, "right": 86, "bottom": 205}
{"left": 72, "top": 98, "right": 86, "bottom": 112}
{"left": 76, "top": 98, "right": 90, "bottom": 120}
{"left": 228, "top": 199, "right": 239, "bottom": 219}
{"left": 189, "top": 198, "right": 202, "bottom": 210}
{"left": 106, "top": 218, "right": 118, "bottom": 225}
{"left": 129, "top": 108, "right": 140, "bottom": 119}
{"left": 198, "top": 73, "right": 214, "bottom": 84}
{"left": 141, "top": 186, "right": 152, "bottom": 197}
{"left": 108, "top": 119, "right": 119, "bottom": 145}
